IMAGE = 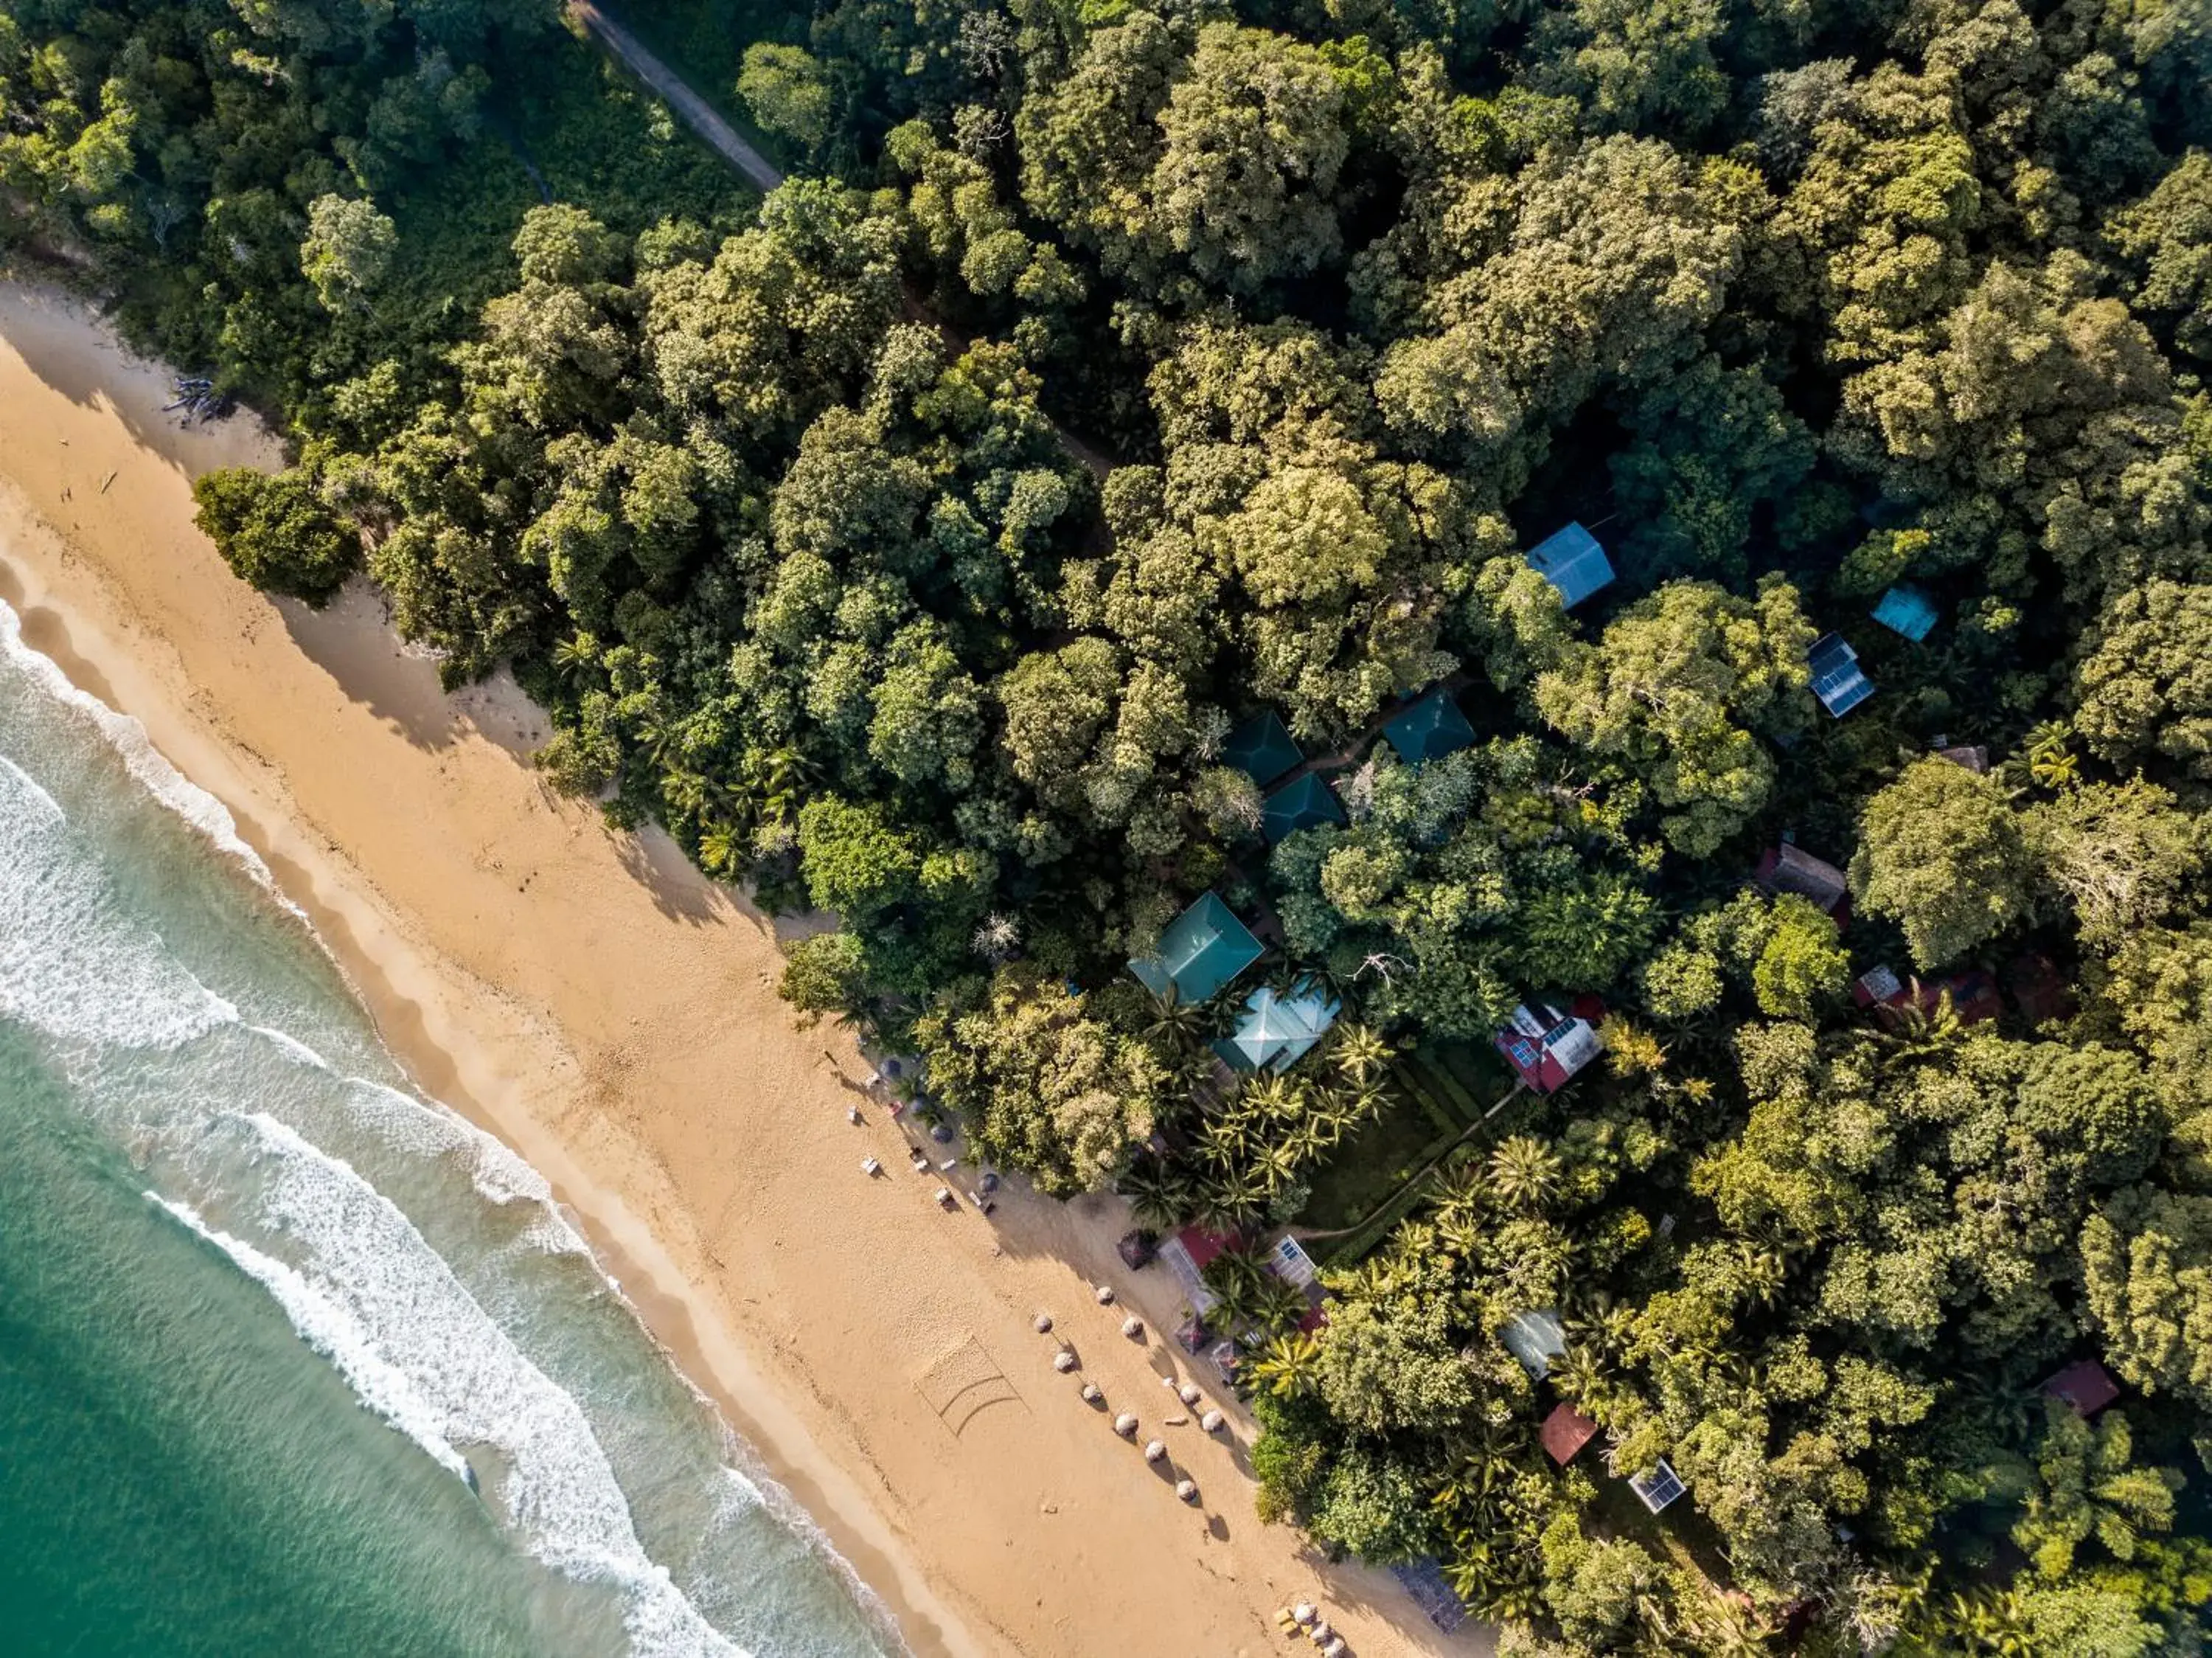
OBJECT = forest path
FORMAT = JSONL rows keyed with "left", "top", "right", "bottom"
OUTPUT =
{"left": 566, "top": 1, "right": 785, "bottom": 195}
{"left": 565, "top": 0, "right": 1119, "bottom": 483}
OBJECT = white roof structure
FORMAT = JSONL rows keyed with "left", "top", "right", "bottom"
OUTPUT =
{"left": 1500, "top": 1308, "right": 1568, "bottom": 1380}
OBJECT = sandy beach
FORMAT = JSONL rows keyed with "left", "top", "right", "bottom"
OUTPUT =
{"left": 0, "top": 280, "right": 1483, "bottom": 1658}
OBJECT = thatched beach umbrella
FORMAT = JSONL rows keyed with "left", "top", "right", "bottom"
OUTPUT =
{"left": 1143, "top": 1439, "right": 1167, "bottom": 1463}
{"left": 1114, "top": 1412, "right": 1138, "bottom": 1437}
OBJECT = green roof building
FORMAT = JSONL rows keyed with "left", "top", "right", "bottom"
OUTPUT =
{"left": 1127, "top": 892, "right": 1265, "bottom": 1005}
{"left": 1220, "top": 710, "right": 1302, "bottom": 786}
{"left": 1261, "top": 771, "right": 1346, "bottom": 843}
{"left": 1382, "top": 689, "right": 1475, "bottom": 763}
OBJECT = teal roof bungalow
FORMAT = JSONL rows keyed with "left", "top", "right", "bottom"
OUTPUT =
{"left": 1128, "top": 892, "right": 1265, "bottom": 1005}
{"left": 1214, "top": 977, "right": 1342, "bottom": 1073}
{"left": 1872, "top": 584, "right": 1939, "bottom": 642}
{"left": 1220, "top": 710, "right": 1302, "bottom": 787}
{"left": 1262, "top": 772, "right": 1346, "bottom": 843}
{"left": 1382, "top": 688, "right": 1475, "bottom": 764}
{"left": 1527, "top": 522, "right": 1615, "bottom": 608}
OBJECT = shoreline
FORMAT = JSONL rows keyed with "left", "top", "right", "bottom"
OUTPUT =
{"left": 0, "top": 279, "right": 1475, "bottom": 1658}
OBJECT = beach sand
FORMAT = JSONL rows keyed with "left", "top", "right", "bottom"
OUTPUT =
{"left": 0, "top": 280, "right": 1486, "bottom": 1658}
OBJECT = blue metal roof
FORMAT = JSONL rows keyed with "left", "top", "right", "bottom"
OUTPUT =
{"left": 1809, "top": 633, "right": 1874, "bottom": 717}
{"left": 1382, "top": 689, "right": 1475, "bottom": 763}
{"left": 1220, "top": 710, "right": 1302, "bottom": 787}
{"left": 1527, "top": 522, "right": 1615, "bottom": 608}
{"left": 1260, "top": 771, "right": 1345, "bottom": 843}
{"left": 1127, "top": 892, "right": 1264, "bottom": 1005}
{"left": 1872, "top": 585, "right": 1938, "bottom": 642}
{"left": 1214, "top": 977, "right": 1342, "bottom": 1073}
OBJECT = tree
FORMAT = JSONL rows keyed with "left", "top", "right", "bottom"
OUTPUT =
{"left": 1751, "top": 894, "right": 1851, "bottom": 1020}
{"left": 2031, "top": 778, "right": 2202, "bottom": 949}
{"left": 2081, "top": 1187, "right": 2212, "bottom": 1412}
{"left": 192, "top": 468, "right": 361, "bottom": 605}
{"left": 1311, "top": 1291, "right": 1477, "bottom": 1436}
{"left": 299, "top": 192, "right": 396, "bottom": 313}
{"left": 914, "top": 967, "right": 1164, "bottom": 1196}
{"left": 1535, "top": 579, "right": 1816, "bottom": 855}
{"left": 2074, "top": 583, "right": 2212, "bottom": 780}
{"left": 737, "top": 44, "right": 833, "bottom": 153}
{"left": 1850, "top": 757, "right": 2037, "bottom": 969}
{"left": 2012, "top": 1403, "right": 2181, "bottom": 1579}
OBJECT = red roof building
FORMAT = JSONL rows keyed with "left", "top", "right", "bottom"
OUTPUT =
{"left": 1495, "top": 1000, "right": 1605, "bottom": 1094}
{"left": 1541, "top": 1404, "right": 1602, "bottom": 1466}
{"left": 1852, "top": 965, "right": 2001, "bottom": 1027}
{"left": 2042, "top": 1360, "right": 2121, "bottom": 1417}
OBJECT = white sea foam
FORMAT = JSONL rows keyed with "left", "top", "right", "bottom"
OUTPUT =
{"left": 0, "top": 755, "right": 240, "bottom": 1050}
{"left": 150, "top": 1192, "right": 474, "bottom": 1481}
{"left": 212, "top": 1109, "right": 748, "bottom": 1658}
{"left": 246, "top": 1022, "right": 336, "bottom": 1072}
{"left": 0, "top": 594, "right": 282, "bottom": 892}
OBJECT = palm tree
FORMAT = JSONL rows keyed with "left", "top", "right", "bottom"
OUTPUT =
{"left": 1142, "top": 984, "right": 1211, "bottom": 1060}
{"left": 698, "top": 819, "right": 745, "bottom": 878}
{"left": 1332, "top": 1022, "right": 1391, "bottom": 1087}
{"left": 1939, "top": 1586, "right": 2036, "bottom": 1657}
{"left": 1248, "top": 1275, "right": 1309, "bottom": 1336}
{"left": 1548, "top": 1344, "right": 1610, "bottom": 1407}
{"left": 1245, "top": 1072, "right": 1304, "bottom": 1125}
{"left": 1119, "top": 1158, "right": 1193, "bottom": 1233}
{"left": 1488, "top": 1134, "right": 1562, "bottom": 1214}
{"left": 1248, "top": 1329, "right": 1322, "bottom": 1398}
{"left": 1192, "top": 1165, "right": 1267, "bottom": 1232}
{"left": 550, "top": 630, "right": 600, "bottom": 685}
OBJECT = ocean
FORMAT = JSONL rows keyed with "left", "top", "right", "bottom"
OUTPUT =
{"left": 0, "top": 592, "right": 899, "bottom": 1658}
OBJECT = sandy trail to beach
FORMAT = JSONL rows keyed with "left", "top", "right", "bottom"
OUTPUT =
{"left": 0, "top": 282, "right": 1482, "bottom": 1658}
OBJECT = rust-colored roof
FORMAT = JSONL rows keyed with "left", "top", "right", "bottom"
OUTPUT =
{"left": 2042, "top": 1359, "right": 2121, "bottom": 1417}
{"left": 1541, "top": 1403, "right": 1601, "bottom": 1466}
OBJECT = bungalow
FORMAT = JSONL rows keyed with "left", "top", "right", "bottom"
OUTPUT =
{"left": 1220, "top": 709, "right": 1303, "bottom": 788}
{"left": 1809, "top": 633, "right": 1875, "bottom": 717}
{"left": 1382, "top": 688, "right": 1476, "bottom": 764}
{"left": 1852, "top": 964, "right": 2002, "bottom": 1027}
{"left": 1872, "top": 584, "right": 1939, "bottom": 642}
{"left": 1495, "top": 999, "right": 1604, "bottom": 1094}
{"left": 1261, "top": 771, "right": 1346, "bottom": 843}
{"left": 1527, "top": 522, "right": 1616, "bottom": 608}
{"left": 2042, "top": 1359, "right": 2121, "bottom": 1418}
{"left": 1500, "top": 1308, "right": 1568, "bottom": 1379}
{"left": 1754, "top": 842, "right": 1850, "bottom": 919}
{"left": 1216, "top": 978, "right": 1342, "bottom": 1074}
{"left": 1128, "top": 892, "right": 1264, "bottom": 1005}
{"left": 1541, "top": 1403, "right": 1602, "bottom": 1467}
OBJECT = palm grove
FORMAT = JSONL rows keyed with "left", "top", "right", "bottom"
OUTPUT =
{"left": 7, "top": 0, "right": 2212, "bottom": 1647}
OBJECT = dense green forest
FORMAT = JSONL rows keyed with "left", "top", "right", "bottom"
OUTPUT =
{"left": 7, "top": 0, "right": 2212, "bottom": 1647}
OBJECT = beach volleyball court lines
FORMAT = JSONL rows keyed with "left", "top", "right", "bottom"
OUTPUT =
{"left": 916, "top": 1336, "right": 1026, "bottom": 1437}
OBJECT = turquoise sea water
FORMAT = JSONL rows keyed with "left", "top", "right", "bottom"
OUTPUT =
{"left": 0, "top": 592, "right": 897, "bottom": 1658}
